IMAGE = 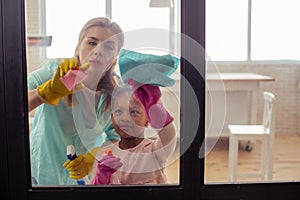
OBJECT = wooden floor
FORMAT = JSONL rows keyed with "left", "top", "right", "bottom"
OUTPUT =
{"left": 165, "top": 134, "right": 300, "bottom": 184}
{"left": 205, "top": 134, "right": 300, "bottom": 183}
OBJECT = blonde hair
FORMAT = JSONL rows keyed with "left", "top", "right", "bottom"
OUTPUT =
{"left": 76, "top": 17, "right": 124, "bottom": 53}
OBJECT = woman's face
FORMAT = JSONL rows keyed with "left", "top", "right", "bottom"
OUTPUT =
{"left": 111, "top": 92, "right": 148, "bottom": 139}
{"left": 76, "top": 26, "right": 119, "bottom": 82}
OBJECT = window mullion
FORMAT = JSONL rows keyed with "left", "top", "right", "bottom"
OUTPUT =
{"left": 247, "top": 0, "right": 252, "bottom": 61}
{"left": 106, "top": 0, "right": 112, "bottom": 19}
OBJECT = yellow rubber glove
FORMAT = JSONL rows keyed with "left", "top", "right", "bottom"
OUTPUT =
{"left": 63, "top": 147, "right": 102, "bottom": 180}
{"left": 37, "top": 58, "right": 90, "bottom": 106}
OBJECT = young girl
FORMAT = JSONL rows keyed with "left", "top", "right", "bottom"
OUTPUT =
{"left": 90, "top": 79, "right": 177, "bottom": 185}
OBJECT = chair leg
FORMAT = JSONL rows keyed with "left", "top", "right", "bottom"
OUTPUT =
{"left": 229, "top": 136, "right": 238, "bottom": 182}
{"left": 261, "top": 138, "right": 268, "bottom": 180}
{"left": 267, "top": 139, "right": 274, "bottom": 180}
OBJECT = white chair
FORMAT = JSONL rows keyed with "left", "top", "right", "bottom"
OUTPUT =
{"left": 228, "top": 91, "right": 275, "bottom": 182}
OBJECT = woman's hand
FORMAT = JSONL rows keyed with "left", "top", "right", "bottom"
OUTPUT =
{"left": 63, "top": 147, "right": 101, "bottom": 180}
{"left": 37, "top": 58, "right": 89, "bottom": 105}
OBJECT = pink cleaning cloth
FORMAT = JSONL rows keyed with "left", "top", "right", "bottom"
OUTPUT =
{"left": 59, "top": 69, "right": 87, "bottom": 91}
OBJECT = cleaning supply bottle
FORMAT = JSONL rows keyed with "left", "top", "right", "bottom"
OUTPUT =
{"left": 66, "top": 145, "right": 89, "bottom": 185}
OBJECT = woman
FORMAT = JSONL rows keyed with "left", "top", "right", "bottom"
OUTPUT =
{"left": 27, "top": 17, "right": 124, "bottom": 185}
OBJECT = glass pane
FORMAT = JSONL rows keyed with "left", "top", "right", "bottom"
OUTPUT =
{"left": 205, "top": 0, "right": 300, "bottom": 185}
{"left": 206, "top": 0, "right": 248, "bottom": 61}
{"left": 26, "top": 0, "right": 180, "bottom": 187}
{"left": 46, "top": 0, "right": 106, "bottom": 58}
{"left": 112, "top": 0, "right": 169, "bottom": 31}
{"left": 251, "top": 0, "right": 300, "bottom": 60}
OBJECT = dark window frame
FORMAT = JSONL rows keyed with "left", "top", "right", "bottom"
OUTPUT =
{"left": 1, "top": 0, "right": 299, "bottom": 199}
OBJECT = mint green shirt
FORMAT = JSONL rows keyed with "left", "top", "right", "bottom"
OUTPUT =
{"left": 28, "top": 60, "right": 119, "bottom": 185}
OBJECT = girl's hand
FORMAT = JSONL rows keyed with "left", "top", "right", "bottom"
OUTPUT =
{"left": 127, "top": 78, "right": 173, "bottom": 129}
{"left": 90, "top": 155, "right": 123, "bottom": 185}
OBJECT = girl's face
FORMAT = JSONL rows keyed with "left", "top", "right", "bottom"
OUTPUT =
{"left": 111, "top": 92, "right": 148, "bottom": 139}
{"left": 76, "top": 26, "right": 119, "bottom": 82}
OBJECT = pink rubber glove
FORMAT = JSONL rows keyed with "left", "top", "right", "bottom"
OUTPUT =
{"left": 91, "top": 155, "right": 123, "bottom": 185}
{"left": 127, "top": 78, "right": 174, "bottom": 129}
